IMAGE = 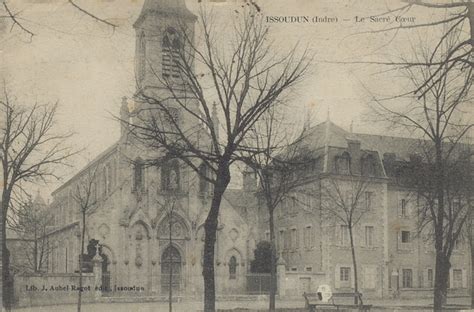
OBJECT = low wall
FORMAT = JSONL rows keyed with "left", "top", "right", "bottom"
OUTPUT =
{"left": 397, "top": 288, "right": 469, "bottom": 299}
{"left": 278, "top": 271, "right": 327, "bottom": 298}
{"left": 14, "top": 273, "right": 97, "bottom": 308}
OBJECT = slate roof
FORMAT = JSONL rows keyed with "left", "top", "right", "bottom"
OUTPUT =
{"left": 301, "top": 121, "right": 430, "bottom": 162}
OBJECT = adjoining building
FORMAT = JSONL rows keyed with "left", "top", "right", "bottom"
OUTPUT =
{"left": 256, "top": 120, "right": 470, "bottom": 298}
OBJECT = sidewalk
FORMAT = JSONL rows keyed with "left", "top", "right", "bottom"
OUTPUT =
{"left": 10, "top": 297, "right": 473, "bottom": 312}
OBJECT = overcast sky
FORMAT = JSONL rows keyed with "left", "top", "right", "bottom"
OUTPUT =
{"left": 0, "top": 0, "right": 468, "bottom": 197}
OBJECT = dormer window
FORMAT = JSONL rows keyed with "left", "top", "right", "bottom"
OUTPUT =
{"left": 162, "top": 27, "right": 181, "bottom": 79}
{"left": 335, "top": 152, "right": 351, "bottom": 174}
{"left": 362, "top": 154, "right": 376, "bottom": 176}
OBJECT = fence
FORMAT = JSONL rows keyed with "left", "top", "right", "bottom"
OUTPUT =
{"left": 246, "top": 274, "right": 272, "bottom": 294}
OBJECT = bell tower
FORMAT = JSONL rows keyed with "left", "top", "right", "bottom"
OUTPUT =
{"left": 133, "top": 0, "right": 197, "bottom": 95}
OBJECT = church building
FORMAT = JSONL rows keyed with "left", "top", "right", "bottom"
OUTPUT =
{"left": 44, "top": 0, "right": 258, "bottom": 298}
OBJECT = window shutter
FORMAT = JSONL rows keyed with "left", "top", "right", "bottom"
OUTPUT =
{"left": 449, "top": 268, "right": 454, "bottom": 289}
{"left": 351, "top": 265, "right": 355, "bottom": 289}
{"left": 397, "top": 231, "right": 401, "bottom": 250}
{"left": 397, "top": 193, "right": 401, "bottom": 217}
{"left": 462, "top": 269, "right": 467, "bottom": 288}
{"left": 296, "top": 229, "right": 300, "bottom": 249}
{"left": 423, "top": 269, "right": 428, "bottom": 288}
{"left": 335, "top": 265, "right": 341, "bottom": 289}
{"left": 412, "top": 267, "right": 418, "bottom": 288}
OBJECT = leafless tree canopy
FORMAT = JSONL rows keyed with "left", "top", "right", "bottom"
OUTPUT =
{"left": 366, "top": 0, "right": 473, "bottom": 98}
{"left": 129, "top": 6, "right": 309, "bottom": 311}
{"left": 0, "top": 0, "right": 116, "bottom": 41}
{"left": 0, "top": 84, "right": 76, "bottom": 309}
{"left": 8, "top": 197, "right": 52, "bottom": 273}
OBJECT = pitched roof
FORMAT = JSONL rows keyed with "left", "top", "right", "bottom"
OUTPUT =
{"left": 135, "top": 0, "right": 197, "bottom": 27}
{"left": 299, "top": 120, "right": 349, "bottom": 150}
{"left": 301, "top": 120, "right": 429, "bottom": 161}
{"left": 354, "top": 133, "right": 423, "bottom": 161}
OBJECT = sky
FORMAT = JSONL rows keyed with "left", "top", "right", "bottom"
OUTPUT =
{"left": 0, "top": 0, "right": 470, "bottom": 197}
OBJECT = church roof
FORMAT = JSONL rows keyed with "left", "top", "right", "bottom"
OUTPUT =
{"left": 135, "top": 0, "right": 196, "bottom": 27}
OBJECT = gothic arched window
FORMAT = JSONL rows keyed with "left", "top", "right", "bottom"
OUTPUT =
{"left": 229, "top": 256, "right": 237, "bottom": 280}
{"left": 161, "top": 160, "right": 180, "bottom": 191}
{"left": 138, "top": 32, "right": 146, "bottom": 82}
{"left": 133, "top": 158, "right": 144, "bottom": 191}
{"left": 335, "top": 152, "right": 351, "bottom": 174}
{"left": 198, "top": 163, "right": 208, "bottom": 193}
{"left": 162, "top": 27, "right": 181, "bottom": 79}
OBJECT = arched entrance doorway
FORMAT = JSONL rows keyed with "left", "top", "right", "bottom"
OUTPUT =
{"left": 161, "top": 245, "right": 182, "bottom": 294}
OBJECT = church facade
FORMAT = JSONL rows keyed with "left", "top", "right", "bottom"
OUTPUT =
{"left": 43, "top": 0, "right": 258, "bottom": 298}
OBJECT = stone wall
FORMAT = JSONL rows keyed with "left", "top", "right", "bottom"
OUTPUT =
{"left": 277, "top": 264, "right": 327, "bottom": 298}
{"left": 13, "top": 273, "right": 97, "bottom": 308}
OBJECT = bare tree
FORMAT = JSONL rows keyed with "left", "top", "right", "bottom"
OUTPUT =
{"left": 154, "top": 195, "right": 179, "bottom": 312}
{"left": 320, "top": 174, "right": 370, "bottom": 306}
{"left": 368, "top": 32, "right": 472, "bottom": 310}
{"left": 8, "top": 195, "right": 52, "bottom": 273}
{"left": 357, "top": 0, "right": 473, "bottom": 99}
{"left": 397, "top": 142, "right": 472, "bottom": 306}
{"left": 0, "top": 85, "right": 76, "bottom": 310}
{"left": 242, "top": 108, "right": 314, "bottom": 311}
{"left": 71, "top": 165, "right": 98, "bottom": 312}
{"left": 129, "top": 5, "right": 309, "bottom": 311}
{"left": 1, "top": 0, "right": 116, "bottom": 41}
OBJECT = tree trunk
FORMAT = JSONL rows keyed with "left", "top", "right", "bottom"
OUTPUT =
{"left": 203, "top": 167, "right": 230, "bottom": 312}
{"left": 471, "top": 236, "right": 474, "bottom": 308}
{"left": 34, "top": 229, "right": 38, "bottom": 272}
{"left": 268, "top": 208, "right": 276, "bottom": 312}
{"left": 433, "top": 252, "right": 450, "bottom": 311}
{"left": 348, "top": 225, "right": 359, "bottom": 306}
{"left": 2, "top": 194, "right": 11, "bottom": 311}
{"left": 77, "top": 211, "right": 86, "bottom": 312}
{"left": 433, "top": 142, "right": 447, "bottom": 312}
{"left": 169, "top": 209, "right": 173, "bottom": 312}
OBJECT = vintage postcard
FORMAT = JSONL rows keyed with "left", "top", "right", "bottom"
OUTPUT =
{"left": 0, "top": 0, "right": 472, "bottom": 311}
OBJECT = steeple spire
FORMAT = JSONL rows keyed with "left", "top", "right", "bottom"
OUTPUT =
{"left": 135, "top": 0, "right": 196, "bottom": 28}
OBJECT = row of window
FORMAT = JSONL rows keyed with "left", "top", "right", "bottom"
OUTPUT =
{"left": 338, "top": 225, "right": 375, "bottom": 247}
{"left": 398, "top": 229, "right": 465, "bottom": 252}
{"left": 53, "top": 158, "right": 118, "bottom": 226}
{"left": 275, "top": 225, "right": 315, "bottom": 251}
{"left": 335, "top": 152, "right": 376, "bottom": 176}
{"left": 278, "top": 191, "right": 374, "bottom": 218}
{"left": 132, "top": 159, "right": 210, "bottom": 193}
{"left": 337, "top": 267, "right": 466, "bottom": 289}
{"left": 397, "top": 268, "right": 466, "bottom": 289}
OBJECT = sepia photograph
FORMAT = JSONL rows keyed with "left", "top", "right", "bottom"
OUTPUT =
{"left": 0, "top": 0, "right": 472, "bottom": 311}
